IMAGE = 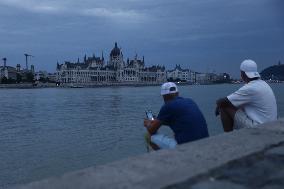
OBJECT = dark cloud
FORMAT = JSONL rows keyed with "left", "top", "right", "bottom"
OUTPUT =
{"left": 0, "top": 0, "right": 283, "bottom": 78}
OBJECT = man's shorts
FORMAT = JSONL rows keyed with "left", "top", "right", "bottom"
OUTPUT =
{"left": 151, "top": 134, "right": 177, "bottom": 149}
{"left": 234, "top": 109, "right": 257, "bottom": 129}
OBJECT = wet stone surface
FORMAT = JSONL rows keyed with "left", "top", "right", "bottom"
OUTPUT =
{"left": 164, "top": 143, "right": 284, "bottom": 189}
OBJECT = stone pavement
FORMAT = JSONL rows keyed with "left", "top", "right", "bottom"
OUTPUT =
{"left": 12, "top": 120, "right": 284, "bottom": 189}
{"left": 164, "top": 143, "right": 284, "bottom": 189}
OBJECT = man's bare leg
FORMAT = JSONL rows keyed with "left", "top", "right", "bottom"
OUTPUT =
{"left": 149, "top": 141, "right": 160, "bottom": 151}
{"left": 145, "top": 133, "right": 160, "bottom": 151}
{"left": 219, "top": 107, "right": 237, "bottom": 132}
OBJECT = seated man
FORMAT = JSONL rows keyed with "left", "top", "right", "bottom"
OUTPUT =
{"left": 215, "top": 59, "right": 277, "bottom": 132}
{"left": 144, "top": 82, "right": 209, "bottom": 150}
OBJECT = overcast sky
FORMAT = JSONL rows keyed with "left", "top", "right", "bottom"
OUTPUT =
{"left": 0, "top": 0, "right": 283, "bottom": 78}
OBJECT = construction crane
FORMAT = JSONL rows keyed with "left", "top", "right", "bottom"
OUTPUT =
{"left": 2, "top": 57, "right": 7, "bottom": 67}
{"left": 24, "top": 54, "right": 34, "bottom": 70}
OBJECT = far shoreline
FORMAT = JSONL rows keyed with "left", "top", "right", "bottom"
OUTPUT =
{"left": 0, "top": 81, "right": 283, "bottom": 89}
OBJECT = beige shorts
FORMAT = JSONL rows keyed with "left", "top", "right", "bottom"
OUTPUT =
{"left": 234, "top": 109, "right": 257, "bottom": 130}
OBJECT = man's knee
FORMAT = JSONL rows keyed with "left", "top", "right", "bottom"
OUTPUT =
{"left": 220, "top": 107, "right": 237, "bottom": 119}
{"left": 151, "top": 134, "right": 177, "bottom": 149}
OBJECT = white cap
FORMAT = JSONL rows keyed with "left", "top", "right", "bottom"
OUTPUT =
{"left": 161, "top": 82, "right": 178, "bottom": 95}
{"left": 240, "top": 59, "right": 260, "bottom": 78}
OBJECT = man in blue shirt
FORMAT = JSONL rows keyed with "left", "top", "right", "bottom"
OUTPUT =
{"left": 144, "top": 82, "right": 209, "bottom": 150}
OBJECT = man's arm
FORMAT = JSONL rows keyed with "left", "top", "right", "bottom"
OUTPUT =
{"left": 144, "top": 119, "right": 162, "bottom": 135}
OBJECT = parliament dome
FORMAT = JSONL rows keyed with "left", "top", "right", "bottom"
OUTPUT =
{"left": 110, "top": 42, "right": 120, "bottom": 57}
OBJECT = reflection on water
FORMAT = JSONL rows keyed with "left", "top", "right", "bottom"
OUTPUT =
{"left": 0, "top": 84, "right": 283, "bottom": 188}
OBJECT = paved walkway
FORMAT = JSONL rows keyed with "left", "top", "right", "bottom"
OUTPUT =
{"left": 165, "top": 143, "right": 284, "bottom": 189}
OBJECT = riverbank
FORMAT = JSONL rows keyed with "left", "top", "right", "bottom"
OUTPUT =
{"left": 0, "top": 82, "right": 177, "bottom": 89}
{"left": 0, "top": 82, "right": 163, "bottom": 89}
{"left": 12, "top": 119, "right": 284, "bottom": 189}
{"left": 0, "top": 83, "right": 56, "bottom": 89}
{"left": 1, "top": 81, "right": 283, "bottom": 89}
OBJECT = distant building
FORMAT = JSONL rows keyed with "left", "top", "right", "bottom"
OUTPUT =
{"left": 0, "top": 66, "right": 17, "bottom": 81}
{"left": 47, "top": 73, "right": 57, "bottom": 82}
{"left": 195, "top": 73, "right": 218, "bottom": 84}
{"left": 167, "top": 64, "right": 195, "bottom": 83}
{"left": 56, "top": 42, "right": 167, "bottom": 84}
{"left": 1, "top": 58, "right": 17, "bottom": 82}
{"left": 195, "top": 73, "right": 207, "bottom": 84}
{"left": 217, "top": 73, "right": 231, "bottom": 82}
{"left": 0, "top": 57, "right": 36, "bottom": 83}
{"left": 35, "top": 71, "right": 56, "bottom": 82}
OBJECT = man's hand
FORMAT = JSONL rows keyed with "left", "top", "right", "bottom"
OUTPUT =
{"left": 143, "top": 119, "right": 161, "bottom": 135}
{"left": 215, "top": 106, "right": 220, "bottom": 117}
{"left": 215, "top": 98, "right": 224, "bottom": 117}
{"left": 144, "top": 119, "right": 152, "bottom": 129}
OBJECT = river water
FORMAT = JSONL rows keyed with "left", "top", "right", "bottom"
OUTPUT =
{"left": 0, "top": 84, "right": 283, "bottom": 187}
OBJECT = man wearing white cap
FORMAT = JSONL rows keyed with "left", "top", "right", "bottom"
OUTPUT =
{"left": 216, "top": 59, "right": 277, "bottom": 132}
{"left": 144, "top": 82, "right": 209, "bottom": 150}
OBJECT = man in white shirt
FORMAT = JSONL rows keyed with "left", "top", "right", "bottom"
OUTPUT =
{"left": 215, "top": 59, "right": 277, "bottom": 132}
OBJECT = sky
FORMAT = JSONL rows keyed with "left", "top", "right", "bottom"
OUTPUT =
{"left": 0, "top": 0, "right": 283, "bottom": 78}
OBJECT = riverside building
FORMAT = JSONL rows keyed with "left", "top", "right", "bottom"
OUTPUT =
{"left": 0, "top": 66, "right": 17, "bottom": 81}
{"left": 166, "top": 64, "right": 195, "bottom": 83}
{"left": 56, "top": 42, "right": 166, "bottom": 85}
{"left": 0, "top": 58, "right": 16, "bottom": 81}
{"left": 1, "top": 58, "right": 35, "bottom": 83}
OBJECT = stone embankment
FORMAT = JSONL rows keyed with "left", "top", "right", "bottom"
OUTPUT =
{"left": 0, "top": 83, "right": 56, "bottom": 89}
{"left": 13, "top": 119, "right": 284, "bottom": 189}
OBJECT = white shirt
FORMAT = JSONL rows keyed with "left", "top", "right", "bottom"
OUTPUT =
{"left": 227, "top": 79, "right": 277, "bottom": 125}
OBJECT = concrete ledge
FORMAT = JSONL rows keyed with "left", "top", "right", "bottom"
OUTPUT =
{"left": 13, "top": 120, "right": 284, "bottom": 189}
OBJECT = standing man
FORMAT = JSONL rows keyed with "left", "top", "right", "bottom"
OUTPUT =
{"left": 216, "top": 59, "right": 277, "bottom": 132}
{"left": 144, "top": 82, "right": 209, "bottom": 150}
